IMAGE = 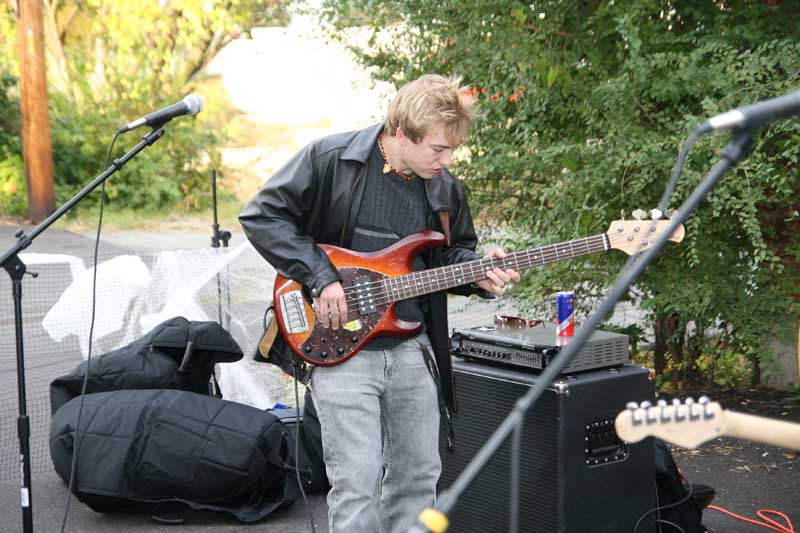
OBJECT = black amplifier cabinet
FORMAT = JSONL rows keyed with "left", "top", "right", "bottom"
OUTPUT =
{"left": 439, "top": 360, "right": 656, "bottom": 533}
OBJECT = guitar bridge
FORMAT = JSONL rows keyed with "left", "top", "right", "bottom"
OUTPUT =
{"left": 280, "top": 290, "right": 309, "bottom": 333}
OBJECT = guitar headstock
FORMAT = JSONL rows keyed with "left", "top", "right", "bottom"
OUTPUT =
{"left": 606, "top": 208, "right": 685, "bottom": 256}
{"left": 614, "top": 397, "right": 726, "bottom": 449}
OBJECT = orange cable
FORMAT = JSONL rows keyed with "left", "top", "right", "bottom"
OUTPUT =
{"left": 707, "top": 504, "right": 796, "bottom": 533}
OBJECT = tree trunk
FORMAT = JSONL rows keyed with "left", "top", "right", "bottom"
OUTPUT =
{"left": 654, "top": 313, "right": 683, "bottom": 383}
{"left": 17, "top": 0, "right": 56, "bottom": 221}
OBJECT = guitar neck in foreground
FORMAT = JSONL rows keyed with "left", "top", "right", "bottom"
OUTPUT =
{"left": 616, "top": 398, "right": 800, "bottom": 451}
{"left": 721, "top": 409, "right": 800, "bottom": 451}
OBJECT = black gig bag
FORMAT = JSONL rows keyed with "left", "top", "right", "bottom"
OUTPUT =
{"left": 49, "top": 317, "right": 243, "bottom": 415}
{"left": 654, "top": 438, "right": 711, "bottom": 533}
{"left": 50, "top": 389, "right": 299, "bottom": 523}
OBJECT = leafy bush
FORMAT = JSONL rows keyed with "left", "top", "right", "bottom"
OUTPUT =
{"left": 0, "top": 1, "right": 289, "bottom": 218}
{"left": 320, "top": 0, "right": 800, "bottom": 385}
{"left": 0, "top": 71, "right": 25, "bottom": 217}
{"left": 48, "top": 91, "right": 221, "bottom": 214}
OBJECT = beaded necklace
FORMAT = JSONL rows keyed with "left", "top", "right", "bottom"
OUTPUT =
{"left": 378, "top": 134, "right": 417, "bottom": 181}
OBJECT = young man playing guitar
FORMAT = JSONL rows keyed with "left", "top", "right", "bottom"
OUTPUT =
{"left": 240, "top": 74, "right": 519, "bottom": 533}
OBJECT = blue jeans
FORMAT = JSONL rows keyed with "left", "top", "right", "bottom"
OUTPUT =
{"left": 310, "top": 334, "right": 440, "bottom": 533}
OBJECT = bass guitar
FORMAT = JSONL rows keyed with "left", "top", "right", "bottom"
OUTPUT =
{"left": 274, "top": 212, "right": 684, "bottom": 366}
{"left": 615, "top": 398, "right": 800, "bottom": 450}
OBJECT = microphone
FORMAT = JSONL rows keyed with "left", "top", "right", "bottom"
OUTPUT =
{"left": 700, "top": 89, "right": 800, "bottom": 133}
{"left": 118, "top": 94, "right": 204, "bottom": 133}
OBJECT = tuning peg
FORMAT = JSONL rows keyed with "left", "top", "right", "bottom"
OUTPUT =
{"left": 650, "top": 208, "right": 663, "bottom": 220}
{"left": 632, "top": 209, "right": 646, "bottom": 221}
{"left": 620, "top": 209, "right": 626, "bottom": 221}
{"left": 638, "top": 401, "right": 657, "bottom": 424}
{"left": 699, "top": 396, "right": 714, "bottom": 419}
{"left": 686, "top": 397, "right": 702, "bottom": 421}
{"left": 657, "top": 399, "right": 670, "bottom": 422}
{"left": 626, "top": 402, "right": 642, "bottom": 425}
{"left": 673, "top": 398, "right": 686, "bottom": 421}
{"left": 665, "top": 209, "right": 676, "bottom": 219}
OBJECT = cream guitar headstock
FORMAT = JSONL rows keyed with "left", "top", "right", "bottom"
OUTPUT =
{"left": 606, "top": 208, "right": 684, "bottom": 256}
{"left": 615, "top": 397, "right": 725, "bottom": 449}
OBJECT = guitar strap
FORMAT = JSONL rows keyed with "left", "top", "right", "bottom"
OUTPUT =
{"left": 258, "top": 304, "right": 279, "bottom": 358}
{"left": 437, "top": 210, "right": 451, "bottom": 246}
{"left": 431, "top": 210, "right": 454, "bottom": 449}
{"left": 419, "top": 341, "right": 455, "bottom": 452}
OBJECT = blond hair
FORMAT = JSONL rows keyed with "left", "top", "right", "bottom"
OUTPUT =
{"left": 384, "top": 74, "right": 473, "bottom": 144}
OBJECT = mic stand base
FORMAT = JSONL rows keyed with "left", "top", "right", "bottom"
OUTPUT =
{"left": 0, "top": 126, "right": 166, "bottom": 533}
{"left": 3, "top": 256, "right": 33, "bottom": 533}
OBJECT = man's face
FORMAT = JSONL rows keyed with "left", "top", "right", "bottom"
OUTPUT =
{"left": 398, "top": 125, "right": 460, "bottom": 179}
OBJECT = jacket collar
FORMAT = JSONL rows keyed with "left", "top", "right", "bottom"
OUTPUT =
{"left": 341, "top": 123, "right": 452, "bottom": 214}
{"left": 424, "top": 171, "right": 449, "bottom": 213}
{"left": 340, "top": 123, "right": 383, "bottom": 162}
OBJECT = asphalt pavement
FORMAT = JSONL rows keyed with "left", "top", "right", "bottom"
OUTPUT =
{"left": 0, "top": 221, "right": 797, "bottom": 533}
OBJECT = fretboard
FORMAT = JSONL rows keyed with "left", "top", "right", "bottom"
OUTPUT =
{"left": 381, "top": 233, "right": 609, "bottom": 302}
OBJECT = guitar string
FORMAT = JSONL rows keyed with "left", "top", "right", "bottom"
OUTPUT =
{"left": 338, "top": 237, "right": 604, "bottom": 309}
{"left": 334, "top": 228, "right": 664, "bottom": 300}
{"left": 336, "top": 231, "right": 663, "bottom": 311}
{"left": 341, "top": 242, "right": 606, "bottom": 310}
{"left": 328, "top": 228, "right": 671, "bottom": 312}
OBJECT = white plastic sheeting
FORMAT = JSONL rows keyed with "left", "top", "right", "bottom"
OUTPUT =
{"left": 38, "top": 243, "right": 289, "bottom": 409}
{"left": 41, "top": 255, "right": 151, "bottom": 356}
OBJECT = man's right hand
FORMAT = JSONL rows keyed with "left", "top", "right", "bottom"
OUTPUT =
{"left": 313, "top": 282, "right": 349, "bottom": 330}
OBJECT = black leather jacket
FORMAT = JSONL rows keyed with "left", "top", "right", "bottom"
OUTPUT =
{"left": 240, "top": 123, "right": 489, "bottom": 410}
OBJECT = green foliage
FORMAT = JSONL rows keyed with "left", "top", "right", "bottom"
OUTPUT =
{"left": 320, "top": 0, "right": 800, "bottom": 384}
{"left": 0, "top": 71, "right": 25, "bottom": 217}
{"left": 0, "top": 0, "right": 290, "bottom": 216}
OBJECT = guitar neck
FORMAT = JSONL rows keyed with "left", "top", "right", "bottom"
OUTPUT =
{"left": 723, "top": 410, "right": 800, "bottom": 451}
{"left": 616, "top": 402, "right": 800, "bottom": 451}
{"left": 386, "top": 233, "right": 609, "bottom": 301}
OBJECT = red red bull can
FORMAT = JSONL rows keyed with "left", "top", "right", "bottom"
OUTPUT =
{"left": 556, "top": 291, "right": 574, "bottom": 337}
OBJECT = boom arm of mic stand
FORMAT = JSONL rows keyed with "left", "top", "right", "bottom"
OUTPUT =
{"left": 0, "top": 126, "right": 165, "bottom": 533}
{"left": 0, "top": 127, "right": 166, "bottom": 266}
{"left": 410, "top": 130, "right": 755, "bottom": 533}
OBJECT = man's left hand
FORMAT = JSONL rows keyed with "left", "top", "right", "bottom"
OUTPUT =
{"left": 477, "top": 248, "right": 521, "bottom": 296}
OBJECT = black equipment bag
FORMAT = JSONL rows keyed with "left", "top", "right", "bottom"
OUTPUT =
{"left": 49, "top": 317, "right": 243, "bottom": 415}
{"left": 654, "top": 438, "right": 711, "bottom": 533}
{"left": 50, "top": 389, "right": 299, "bottom": 523}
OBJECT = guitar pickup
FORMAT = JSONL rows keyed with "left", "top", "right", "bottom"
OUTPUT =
{"left": 353, "top": 275, "right": 378, "bottom": 315}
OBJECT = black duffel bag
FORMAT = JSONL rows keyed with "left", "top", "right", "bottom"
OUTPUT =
{"left": 50, "top": 317, "right": 243, "bottom": 415}
{"left": 50, "top": 388, "right": 299, "bottom": 523}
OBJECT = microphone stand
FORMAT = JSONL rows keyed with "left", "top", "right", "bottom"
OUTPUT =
{"left": 209, "top": 169, "right": 232, "bottom": 398}
{"left": 0, "top": 126, "right": 166, "bottom": 533}
{"left": 410, "top": 129, "right": 755, "bottom": 533}
{"left": 209, "top": 169, "right": 232, "bottom": 330}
